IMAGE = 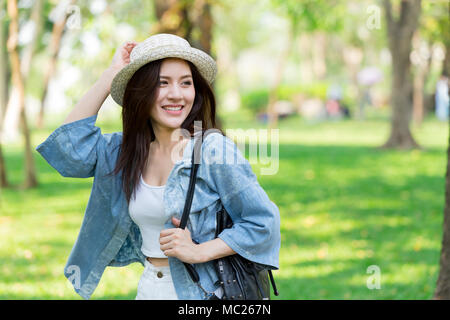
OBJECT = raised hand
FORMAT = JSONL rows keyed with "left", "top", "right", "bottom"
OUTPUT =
{"left": 108, "top": 41, "right": 138, "bottom": 75}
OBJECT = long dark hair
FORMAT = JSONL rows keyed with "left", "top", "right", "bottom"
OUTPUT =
{"left": 109, "top": 58, "right": 223, "bottom": 203}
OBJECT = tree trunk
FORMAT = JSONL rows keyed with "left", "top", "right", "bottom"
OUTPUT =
{"left": 382, "top": 0, "right": 421, "bottom": 149}
{"left": 20, "top": 106, "right": 37, "bottom": 188}
{"left": 434, "top": 119, "right": 450, "bottom": 299}
{"left": 21, "top": 0, "right": 43, "bottom": 77}
{"left": 36, "top": 0, "right": 73, "bottom": 129}
{"left": 0, "top": 2, "right": 10, "bottom": 188}
{"left": 412, "top": 62, "right": 427, "bottom": 127}
{"left": 152, "top": 0, "right": 190, "bottom": 37}
{"left": 411, "top": 31, "right": 432, "bottom": 127}
{"left": 433, "top": 27, "right": 450, "bottom": 300}
{"left": 152, "top": 0, "right": 212, "bottom": 55}
{"left": 2, "top": 0, "right": 43, "bottom": 140}
{"left": 0, "top": 144, "right": 8, "bottom": 188}
{"left": 266, "top": 26, "right": 294, "bottom": 130}
{"left": 6, "top": 0, "right": 37, "bottom": 188}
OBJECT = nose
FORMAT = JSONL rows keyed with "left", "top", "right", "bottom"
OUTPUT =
{"left": 167, "top": 83, "right": 183, "bottom": 100}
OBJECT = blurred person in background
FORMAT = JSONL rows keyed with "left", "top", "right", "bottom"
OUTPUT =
{"left": 435, "top": 72, "right": 449, "bottom": 121}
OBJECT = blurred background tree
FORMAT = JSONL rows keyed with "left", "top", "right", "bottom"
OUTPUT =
{"left": 266, "top": 0, "right": 346, "bottom": 129}
{"left": 381, "top": 0, "right": 422, "bottom": 149}
{"left": 432, "top": 0, "right": 450, "bottom": 300}
{"left": 4, "top": 0, "right": 39, "bottom": 188}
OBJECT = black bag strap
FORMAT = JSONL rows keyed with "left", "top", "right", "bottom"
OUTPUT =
{"left": 179, "top": 132, "right": 203, "bottom": 229}
{"left": 178, "top": 132, "right": 205, "bottom": 292}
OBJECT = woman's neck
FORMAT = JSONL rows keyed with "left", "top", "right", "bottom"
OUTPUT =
{"left": 151, "top": 126, "right": 189, "bottom": 160}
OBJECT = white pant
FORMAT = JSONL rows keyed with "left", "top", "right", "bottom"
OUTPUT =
{"left": 135, "top": 259, "right": 178, "bottom": 300}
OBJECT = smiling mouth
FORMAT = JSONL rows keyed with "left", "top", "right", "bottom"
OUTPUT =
{"left": 162, "top": 105, "right": 184, "bottom": 111}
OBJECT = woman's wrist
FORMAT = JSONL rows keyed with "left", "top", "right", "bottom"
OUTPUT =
{"left": 194, "top": 243, "right": 210, "bottom": 264}
{"left": 100, "top": 66, "right": 121, "bottom": 93}
{"left": 193, "top": 238, "right": 236, "bottom": 264}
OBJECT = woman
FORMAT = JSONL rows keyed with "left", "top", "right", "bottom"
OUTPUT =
{"left": 36, "top": 33, "right": 280, "bottom": 300}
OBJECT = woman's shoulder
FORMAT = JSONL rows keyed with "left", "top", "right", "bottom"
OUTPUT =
{"left": 103, "top": 131, "right": 123, "bottom": 146}
{"left": 202, "top": 130, "right": 236, "bottom": 160}
{"left": 201, "top": 130, "right": 251, "bottom": 169}
{"left": 202, "top": 130, "right": 234, "bottom": 148}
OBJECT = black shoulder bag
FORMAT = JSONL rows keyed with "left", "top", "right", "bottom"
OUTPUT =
{"left": 178, "top": 132, "right": 279, "bottom": 300}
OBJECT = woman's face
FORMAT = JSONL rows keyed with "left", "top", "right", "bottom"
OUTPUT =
{"left": 149, "top": 58, "right": 195, "bottom": 131}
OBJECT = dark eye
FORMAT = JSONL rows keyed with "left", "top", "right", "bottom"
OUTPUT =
{"left": 183, "top": 81, "right": 192, "bottom": 85}
{"left": 158, "top": 80, "right": 167, "bottom": 85}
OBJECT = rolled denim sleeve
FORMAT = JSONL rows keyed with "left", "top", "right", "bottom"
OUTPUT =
{"left": 204, "top": 133, "right": 281, "bottom": 269}
{"left": 36, "top": 115, "right": 102, "bottom": 178}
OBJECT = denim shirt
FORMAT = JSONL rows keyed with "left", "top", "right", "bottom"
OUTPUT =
{"left": 35, "top": 114, "right": 280, "bottom": 300}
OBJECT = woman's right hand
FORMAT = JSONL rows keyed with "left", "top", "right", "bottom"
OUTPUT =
{"left": 63, "top": 41, "right": 138, "bottom": 124}
{"left": 103, "top": 41, "right": 138, "bottom": 92}
{"left": 108, "top": 41, "right": 138, "bottom": 76}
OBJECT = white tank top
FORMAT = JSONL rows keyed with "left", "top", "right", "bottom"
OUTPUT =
{"left": 128, "top": 175, "right": 167, "bottom": 258}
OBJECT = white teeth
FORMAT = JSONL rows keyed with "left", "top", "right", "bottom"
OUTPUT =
{"left": 163, "top": 106, "right": 182, "bottom": 111}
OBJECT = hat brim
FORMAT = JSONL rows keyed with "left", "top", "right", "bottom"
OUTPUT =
{"left": 110, "top": 45, "right": 217, "bottom": 107}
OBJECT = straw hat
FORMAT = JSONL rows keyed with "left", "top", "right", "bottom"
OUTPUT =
{"left": 110, "top": 33, "right": 217, "bottom": 107}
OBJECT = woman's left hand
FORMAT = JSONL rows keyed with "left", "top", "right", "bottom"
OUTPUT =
{"left": 159, "top": 217, "right": 202, "bottom": 264}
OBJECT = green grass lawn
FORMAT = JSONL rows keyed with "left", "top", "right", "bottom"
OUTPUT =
{"left": 1, "top": 107, "right": 448, "bottom": 299}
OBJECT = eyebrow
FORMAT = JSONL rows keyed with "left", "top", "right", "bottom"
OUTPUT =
{"left": 159, "top": 75, "right": 192, "bottom": 79}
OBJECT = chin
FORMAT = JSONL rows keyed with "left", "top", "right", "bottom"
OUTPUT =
{"left": 163, "top": 119, "right": 186, "bottom": 130}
